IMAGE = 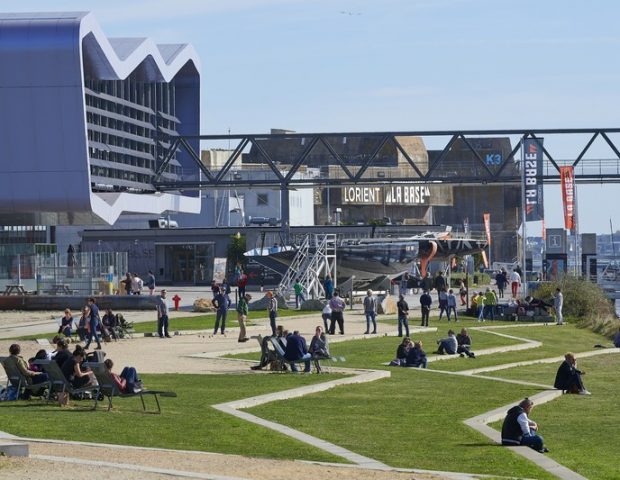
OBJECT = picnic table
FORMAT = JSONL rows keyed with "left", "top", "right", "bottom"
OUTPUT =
{"left": 3, "top": 284, "right": 27, "bottom": 296}
{"left": 50, "top": 284, "right": 73, "bottom": 295}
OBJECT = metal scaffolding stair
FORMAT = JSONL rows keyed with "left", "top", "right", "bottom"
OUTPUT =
{"left": 278, "top": 234, "right": 337, "bottom": 301}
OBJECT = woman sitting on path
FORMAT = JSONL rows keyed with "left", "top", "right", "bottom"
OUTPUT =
{"left": 58, "top": 309, "right": 75, "bottom": 337}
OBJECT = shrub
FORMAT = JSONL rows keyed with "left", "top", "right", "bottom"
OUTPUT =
{"left": 450, "top": 272, "right": 490, "bottom": 288}
{"left": 533, "top": 277, "right": 619, "bottom": 338}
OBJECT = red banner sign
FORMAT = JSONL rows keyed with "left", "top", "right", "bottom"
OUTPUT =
{"left": 559, "top": 166, "right": 575, "bottom": 230}
{"left": 483, "top": 213, "right": 491, "bottom": 246}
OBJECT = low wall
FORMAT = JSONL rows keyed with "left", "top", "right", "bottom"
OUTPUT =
{"left": 0, "top": 295, "right": 158, "bottom": 311}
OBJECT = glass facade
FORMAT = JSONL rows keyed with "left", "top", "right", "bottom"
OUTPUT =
{"left": 84, "top": 78, "right": 182, "bottom": 193}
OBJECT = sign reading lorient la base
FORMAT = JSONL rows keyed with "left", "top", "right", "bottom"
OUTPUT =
{"left": 342, "top": 185, "right": 431, "bottom": 205}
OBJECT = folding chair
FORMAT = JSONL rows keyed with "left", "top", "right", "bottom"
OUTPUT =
{"left": 0, "top": 356, "right": 51, "bottom": 401}
{"left": 85, "top": 362, "right": 176, "bottom": 414}
{"left": 269, "top": 337, "right": 320, "bottom": 373}
{"left": 33, "top": 359, "right": 99, "bottom": 409}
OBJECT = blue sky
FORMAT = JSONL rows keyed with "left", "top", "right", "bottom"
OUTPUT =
{"left": 5, "top": 0, "right": 620, "bottom": 233}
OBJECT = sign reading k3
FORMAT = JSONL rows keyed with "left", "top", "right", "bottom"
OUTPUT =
{"left": 523, "top": 138, "right": 544, "bottom": 222}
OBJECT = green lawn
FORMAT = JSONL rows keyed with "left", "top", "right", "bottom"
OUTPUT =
{"left": 0, "top": 372, "right": 347, "bottom": 463}
{"left": 231, "top": 322, "right": 617, "bottom": 478}
{"left": 246, "top": 369, "right": 553, "bottom": 478}
{"left": 488, "top": 353, "right": 620, "bottom": 480}
{"left": 228, "top": 325, "right": 521, "bottom": 366}
{"left": 130, "top": 309, "right": 310, "bottom": 334}
{"left": 4, "top": 318, "right": 617, "bottom": 478}
{"left": 432, "top": 325, "right": 608, "bottom": 372}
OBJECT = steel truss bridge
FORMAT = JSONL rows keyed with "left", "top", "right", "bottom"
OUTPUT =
{"left": 154, "top": 127, "right": 620, "bottom": 191}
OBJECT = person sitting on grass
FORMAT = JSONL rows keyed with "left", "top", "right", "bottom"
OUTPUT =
{"left": 392, "top": 337, "right": 412, "bottom": 366}
{"left": 456, "top": 328, "right": 476, "bottom": 358}
{"left": 436, "top": 329, "right": 458, "bottom": 355}
{"left": 104, "top": 358, "right": 142, "bottom": 393}
{"left": 554, "top": 352, "right": 591, "bottom": 395}
{"left": 284, "top": 330, "right": 312, "bottom": 373}
{"left": 406, "top": 340, "right": 428, "bottom": 368}
{"left": 501, "top": 397, "right": 549, "bottom": 453}
{"left": 58, "top": 308, "right": 75, "bottom": 337}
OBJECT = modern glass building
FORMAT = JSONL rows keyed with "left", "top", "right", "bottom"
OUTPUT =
{"left": 0, "top": 12, "right": 201, "bottom": 225}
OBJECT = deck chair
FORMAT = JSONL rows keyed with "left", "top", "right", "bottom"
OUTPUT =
{"left": 0, "top": 356, "right": 51, "bottom": 401}
{"left": 84, "top": 362, "right": 176, "bottom": 414}
{"left": 269, "top": 337, "right": 320, "bottom": 373}
{"left": 33, "top": 359, "right": 99, "bottom": 409}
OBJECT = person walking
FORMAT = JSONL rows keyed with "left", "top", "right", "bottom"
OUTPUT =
{"left": 434, "top": 272, "right": 446, "bottom": 302}
{"left": 420, "top": 289, "right": 432, "bottom": 327}
{"left": 321, "top": 302, "right": 332, "bottom": 332}
{"left": 267, "top": 291, "right": 278, "bottom": 335}
{"left": 458, "top": 280, "right": 467, "bottom": 306}
{"left": 363, "top": 289, "right": 377, "bottom": 334}
{"left": 396, "top": 294, "right": 410, "bottom": 337}
{"left": 553, "top": 288, "right": 564, "bottom": 325}
{"left": 496, "top": 269, "right": 507, "bottom": 299}
{"left": 293, "top": 280, "right": 305, "bottom": 309}
{"left": 84, "top": 297, "right": 102, "bottom": 350}
{"left": 237, "top": 271, "right": 248, "bottom": 298}
{"left": 131, "top": 273, "right": 143, "bottom": 295}
{"left": 510, "top": 269, "right": 521, "bottom": 298}
{"left": 236, "top": 293, "right": 251, "bottom": 342}
{"left": 212, "top": 287, "right": 229, "bottom": 335}
{"left": 328, "top": 290, "right": 346, "bottom": 335}
{"left": 324, "top": 275, "right": 334, "bottom": 300}
{"left": 145, "top": 270, "right": 156, "bottom": 295}
{"left": 156, "top": 289, "right": 171, "bottom": 338}
{"left": 438, "top": 288, "right": 449, "bottom": 321}
{"left": 447, "top": 289, "right": 458, "bottom": 322}
{"left": 421, "top": 272, "right": 433, "bottom": 293}
{"left": 484, "top": 288, "right": 497, "bottom": 320}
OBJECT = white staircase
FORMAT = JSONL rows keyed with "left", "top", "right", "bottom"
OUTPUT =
{"left": 278, "top": 234, "right": 337, "bottom": 301}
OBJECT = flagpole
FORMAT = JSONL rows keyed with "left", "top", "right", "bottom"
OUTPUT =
{"left": 520, "top": 136, "right": 528, "bottom": 298}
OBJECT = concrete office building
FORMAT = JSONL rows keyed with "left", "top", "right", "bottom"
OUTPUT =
{"left": 0, "top": 12, "right": 201, "bottom": 226}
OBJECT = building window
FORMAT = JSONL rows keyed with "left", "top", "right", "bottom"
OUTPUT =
{"left": 257, "top": 193, "right": 269, "bottom": 206}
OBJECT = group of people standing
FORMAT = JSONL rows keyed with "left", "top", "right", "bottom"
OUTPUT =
{"left": 121, "top": 271, "right": 156, "bottom": 296}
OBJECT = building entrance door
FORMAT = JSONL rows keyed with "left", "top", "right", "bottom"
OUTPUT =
{"left": 160, "top": 243, "right": 215, "bottom": 285}
{"left": 173, "top": 249, "right": 195, "bottom": 283}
